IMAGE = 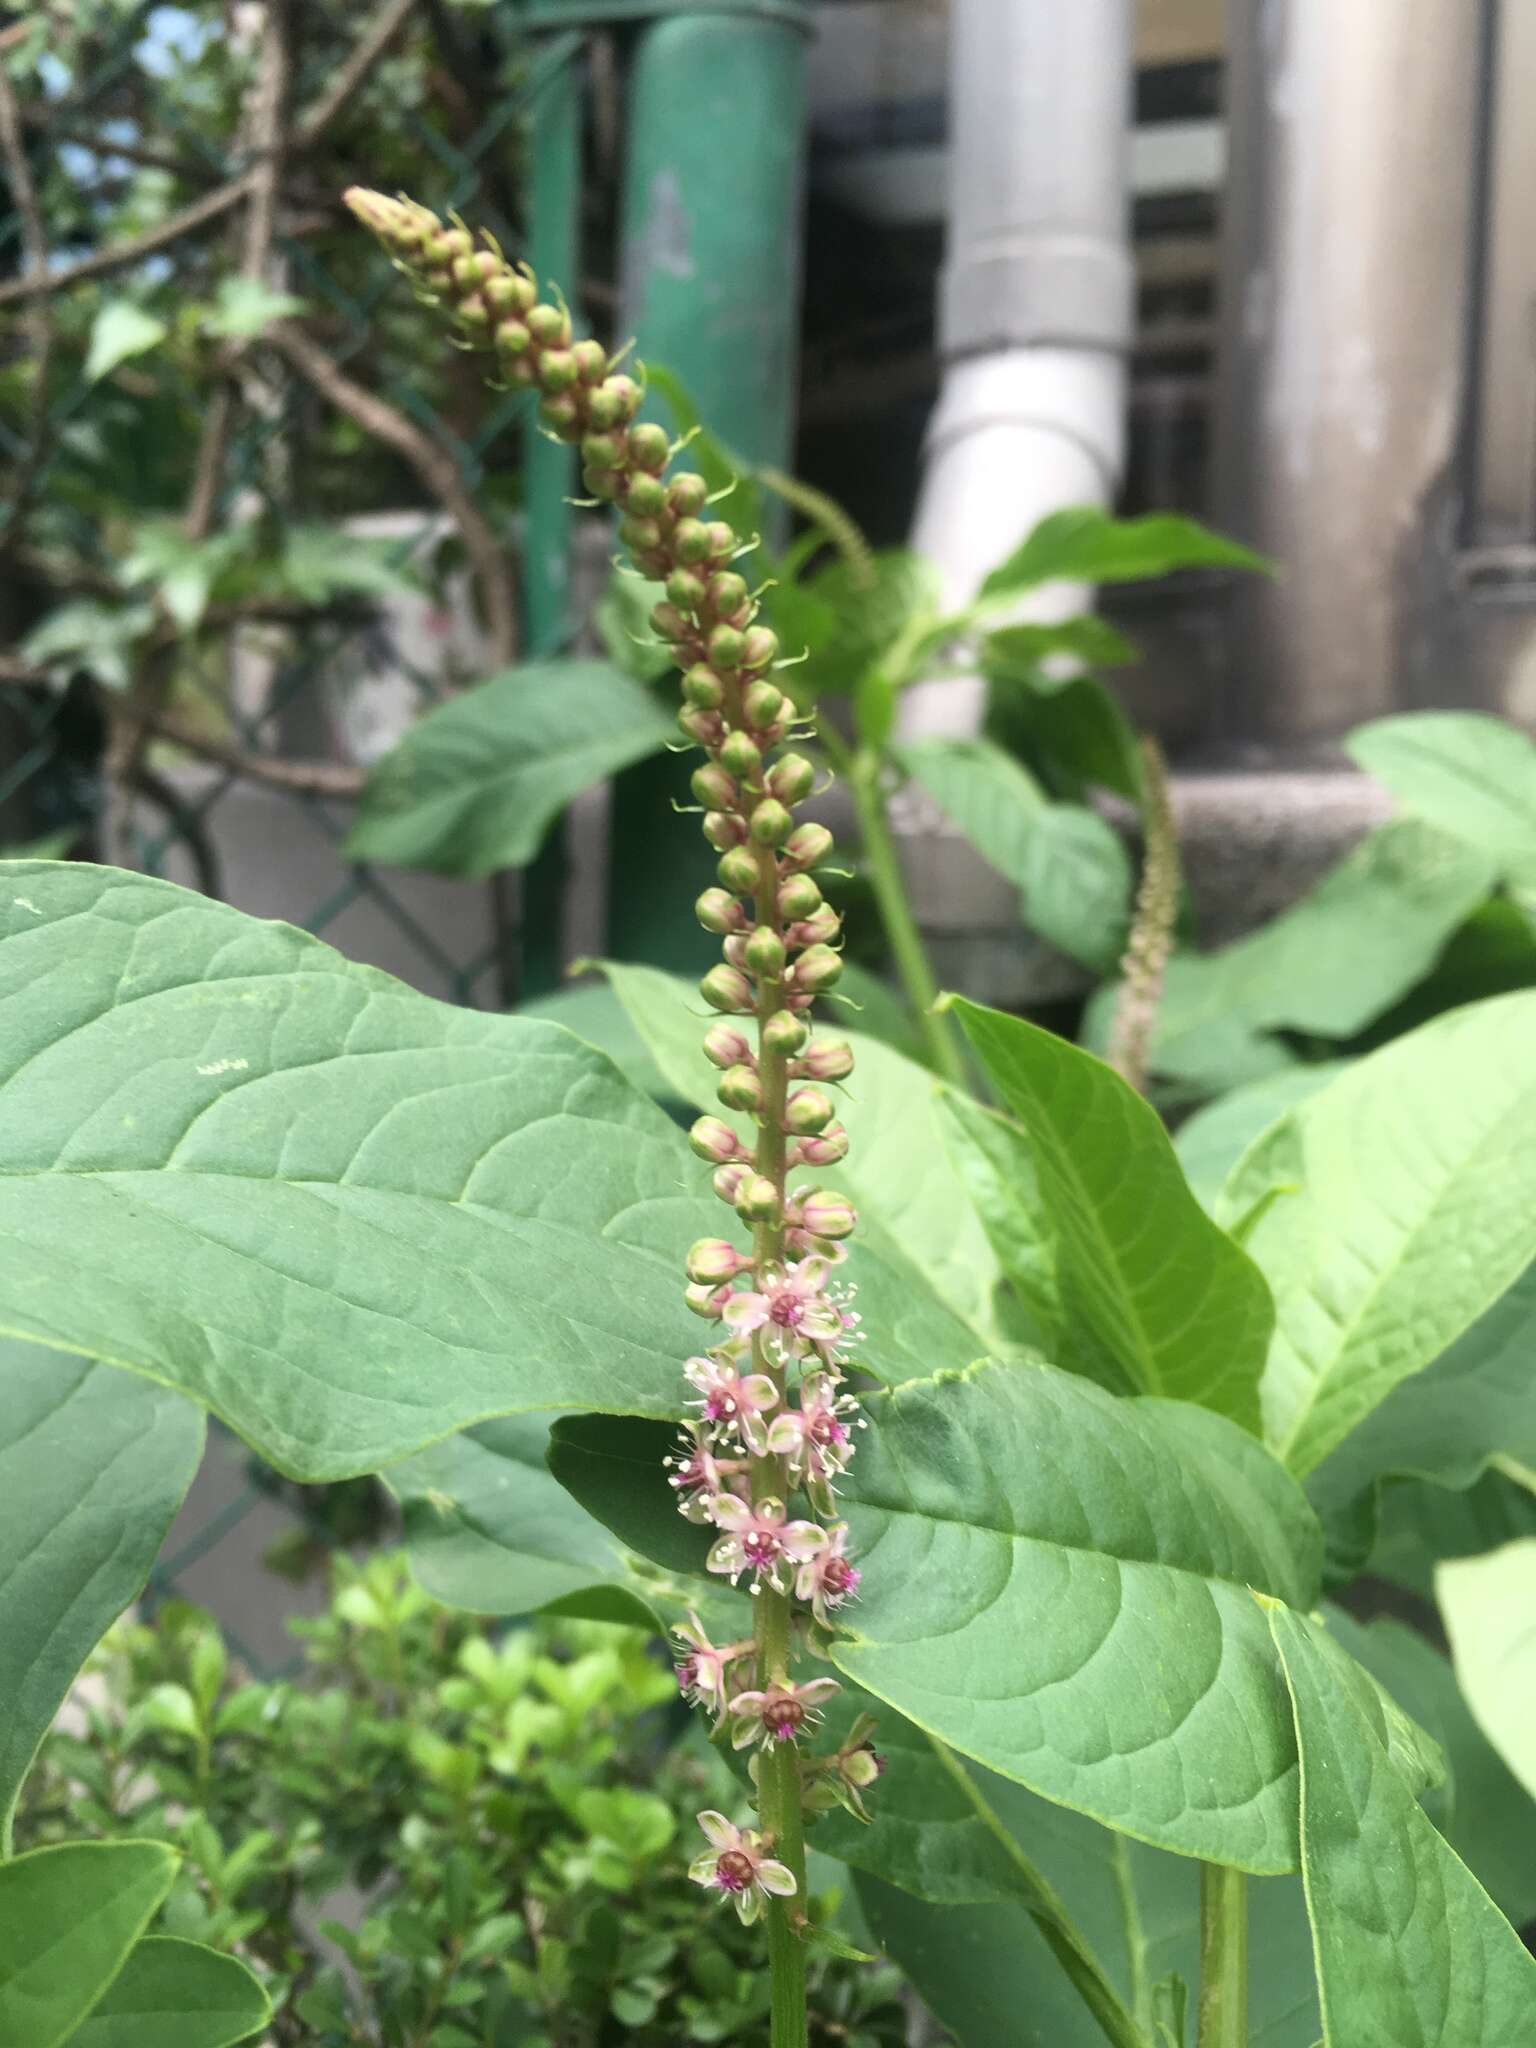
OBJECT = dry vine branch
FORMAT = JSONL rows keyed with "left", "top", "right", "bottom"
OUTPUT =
{"left": 264, "top": 320, "right": 517, "bottom": 664}
{"left": 292, "top": 0, "right": 419, "bottom": 150}
{"left": 0, "top": 64, "right": 55, "bottom": 555}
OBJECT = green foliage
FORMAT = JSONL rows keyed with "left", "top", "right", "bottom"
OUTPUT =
{"left": 65, "top": 1938, "right": 273, "bottom": 2048}
{"left": 0, "top": 864, "right": 725, "bottom": 1478}
{"left": 945, "top": 997, "right": 1272, "bottom": 1424}
{"left": 0, "top": 1842, "right": 184, "bottom": 2048}
{"left": 978, "top": 506, "right": 1270, "bottom": 603}
{"left": 1270, "top": 1608, "right": 1536, "bottom": 2045}
{"left": 1437, "top": 1540, "right": 1536, "bottom": 1804}
{"left": 1224, "top": 991, "right": 1536, "bottom": 1473}
{"left": 1347, "top": 712, "right": 1536, "bottom": 890}
{"left": 833, "top": 1360, "right": 1319, "bottom": 1871}
{"left": 346, "top": 661, "right": 674, "bottom": 877}
{"left": 0, "top": 1342, "right": 204, "bottom": 1842}
{"left": 84, "top": 303, "right": 170, "bottom": 386}
{"left": 20, "top": 1565, "right": 904, "bottom": 2048}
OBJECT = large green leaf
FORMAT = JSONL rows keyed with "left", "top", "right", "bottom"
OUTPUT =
{"left": 1222, "top": 991, "right": 1536, "bottom": 1475}
{"left": 1144, "top": 820, "right": 1494, "bottom": 1087}
{"left": 386, "top": 1416, "right": 664, "bottom": 1629}
{"left": 893, "top": 736, "right": 1047, "bottom": 879}
{"left": 947, "top": 997, "right": 1272, "bottom": 1425}
{"left": 1346, "top": 712, "right": 1536, "bottom": 888}
{"left": 344, "top": 660, "right": 672, "bottom": 877}
{"left": 818, "top": 1683, "right": 1317, "bottom": 2046}
{"left": 0, "top": 1344, "right": 204, "bottom": 1839}
{"left": 1437, "top": 1540, "right": 1536, "bottom": 1805}
{"left": 833, "top": 1359, "right": 1320, "bottom": 1871}
{"left": 979, "top": 507, "right": 1267, "bottom": 604}
{"left": 591, "top": 959, "right": 1003, "bottom": 1339}
{"left": 63, "top": 1937, "right": 269, "bottom": 2048}
{"left": 1174, "top": 1065, "right": 1350, "bottom": 1212}
{"left": 0, "top": 864, "right": 749, "bottom": 1478}
{"left": 1369, "top": 1470, "right": 1536, "bottom": 1604}
{"left": 1306, "top": 1263, "right": 1536, "bottom": 1523}
{"left": 1330, "top": 1608, "right": 1536, "bottom": 1928}
{"left": 0, "top": 1842, "right": 176, "bottom": 2048}
{"left": 1270, "top": 1606, "right": 1536, "bottom": 2046}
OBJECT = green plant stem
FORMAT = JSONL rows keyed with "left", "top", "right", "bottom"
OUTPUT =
{"left": 836, "top": 733, "right": 967, "bottom": 1087}
{"left": 1197, "top": 1863, "right": 1247, "bottom": 2048}
{"left": 931, "top": 1740, "right": 1149, "bottom": 2048}
{"left": 747, "top": 763, "right": 808, "bottom": 2048}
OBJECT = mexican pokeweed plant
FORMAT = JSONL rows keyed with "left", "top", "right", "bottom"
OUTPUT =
{"left": 0, "top": 181, "right": 1534, "bottom": 2048}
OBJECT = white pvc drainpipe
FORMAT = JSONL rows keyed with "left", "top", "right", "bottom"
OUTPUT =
{"left": 901, "top": 0, "right": 1135, "bottom": 742}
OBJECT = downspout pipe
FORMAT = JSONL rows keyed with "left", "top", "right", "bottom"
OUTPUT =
{"left": 901, "top": 0, "right": 1135, "bottom": 741}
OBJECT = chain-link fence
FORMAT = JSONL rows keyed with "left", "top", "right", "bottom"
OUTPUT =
{"left": 0, "top": 1, "right": 596, "bottom": 1662}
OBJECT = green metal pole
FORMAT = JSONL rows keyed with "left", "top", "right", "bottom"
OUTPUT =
{"left": 519, "top": 39, "right": 583, "bottom": 997}
{"left": 606, "top": 8, "right": 811, "bottom": 969}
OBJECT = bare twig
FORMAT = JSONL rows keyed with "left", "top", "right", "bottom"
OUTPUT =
{"left": 142, "top": 708, "right": 365, "bottom": 799}
{"left": 292, "top": 0, "right": 419, "bottom": 150}
{"left": 0, "top": 172, "right": 258, "bottom": 307}
{"left": 264, "top": 320, "right": 516, "bottom": 663}
{"left": 0, "top": 64, "right": 55, "bottom": 554}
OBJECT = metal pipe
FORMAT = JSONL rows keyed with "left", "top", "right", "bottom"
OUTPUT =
{"left": 1212, "top": 0, "right": 1484, "bottom": 744}
{"left": 902, "top": 0, "right": 1135, "bottom": 741}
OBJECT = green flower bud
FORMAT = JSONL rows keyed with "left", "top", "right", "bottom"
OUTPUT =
{"left": 718, "top": 1063, "right": 765, "bottom": 1113}
{"left": 571, "top": 337, "right": 608, "bottom": 382}
{"left": 688, "top": 1115, "right": 743, "bottom": 1164}
{"left": 793, "top": 904, "right": 842, "bottom": 946}
{"left": 582, "top": 430, "right": 622, "bottom": 469}
{"left": 456, "top": 296, "right": 492, "bottom": 330}
{"left": 619, "top": 514, "right": 663, "bottom": 552}
{"left": 686, "top": 1237, "right": 744, "bottom": 1284}
{"left": 625, "top": 473, "right": 667, "bottom": 517}
{"left": 797, "top": 1121, "right": 850, "bottom": 1165}
{"left": 742, "top": 680, "right": 785, "bottom": 729}
{"left": 800, "top": 1037, "right": 854, "bottom": 1083}
{"left": 768, "top": 752, "right": 817, "bottom": 805}
{"left": 736, "top": 1174, "right": 781, "bottom": 1224}
{"left": 483, "top": 272, "right": 521, "bottom": 313}
{"left": 450, "top": 252, "right": 483, "bottom": 289}
{"left": 749, "top": 797, "right": 793, "bottom": 847}
{"left": 703, "top": 1022, "right": 753, "bottom": 1069}
{"left": 706, "top": 571, "right": 749, "bottom": 617}
{"left": 494, "top": 318, "right": 531, "bottom": 356}
{"left": 706, "top": 521, "right": 737, "bottom": 560}
{"left": 537, "top": 349, "right": 578, "bottom": 394}
{"left": 709, "top": 624, "right": 746, "bottom": 671}
{"left": 628, "top": 421, "right": 671, "bottom": 473}
{"left": 526, "top": 302, "right": 571, "bottom": 347}
{"left": 669, "top": 473, "right": 710, "bottom": 517}
{"left": 649, "top": 601, "right": 688, "bottom": 642}
{"left": 502, "top": 353, "right": 538, "bottom": 388}
{"left": 694, "top": 887, "right": 742, "bottom": 934}
{"left": 762, "top": 1008, "right": 810, "bottom": 1056}
{"left": 740, "top": 625, "right": 779, "bottom": 671}
{"left": 794, "top": 944, "right": 843, "bottom": 993}
{"left": 785, "top": 1086, "right": 836, "bottom": 1135}
{"left": 684, "top": 1280, "right": 728, "bottom": 1319}
{"left": 666, "top": 568, "right": 708, "bottom": 611}
{"left": 701, "top": 963, "right": 755, "bottom": 1014}
{"left": 784, "top": 821, "right": 834, "bottom": 870}
{"left": 684, "top": 664, "right": 725, "bottom": 710}
{"left": 703, "top": 811, "right": 747, "bottom": 852}
{"left": 713, "top": 1160, "right": 751, "bottom": 1205}
{"left": 583, "top": 466, "right": 622, "bottom": 500}
{"left": 777, "top": 872, "right": 822, "bottom": 921}
{"left": 719, "top": 729, "right": 761, "bottom": 781}
{"left": 744, "top": 925, "right": 786, "bottom": 979}
{"left": 538, "top": 394, "right": 581, "bottom": 436}
{"left": 673, "top": 518, "right": 714, "bottom": 565}
{"left": 691, "top": 762, "right": 737, "bottom": 809}
{"left": 679, "top": 706, "right": 721, "bottom": 745}
{"left": 717, "top": 845, "right": 760, "bottom": 893}
{"left": 799, "top": 1189, "right": 858, "bottom": 1240}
